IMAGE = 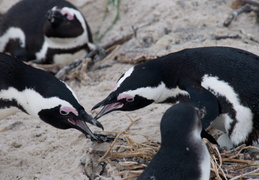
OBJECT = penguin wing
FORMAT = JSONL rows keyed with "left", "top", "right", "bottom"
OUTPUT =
{"left": 178, "top": 78, "right": 219, "bottom": 129}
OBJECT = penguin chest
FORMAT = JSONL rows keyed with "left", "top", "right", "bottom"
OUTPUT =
{"left": 51, "top": 49, "right": 87, "bottom": 65}
{"left": 35, "top": 36, "right": 92, "bottom": 64}
{"left": 201, "top": 74, "right": 254, "bottom": 145}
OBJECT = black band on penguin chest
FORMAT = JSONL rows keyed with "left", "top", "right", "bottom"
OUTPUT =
{"left": 0, "top": 99, "right": 27, "bottom": 113}
{"left": 43, "top": 43, "right": 91, "bottom": 64}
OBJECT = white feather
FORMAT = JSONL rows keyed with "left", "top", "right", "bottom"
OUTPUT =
{"left": 201, "top": 75, "right": 253, "bottom": 145}
{"left": 119, "top": 82, "right": 189, "bottom": 102}
{"left": 0, "top": 87, "right": 75, "bottom": 119}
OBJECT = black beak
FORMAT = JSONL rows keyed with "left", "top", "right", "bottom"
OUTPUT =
{"left": 79, "top": 109, "right": 104, "bottom": 130}
{"left": 92, "top": 94, "right": 124, "bottom": 120}
{"left": 92, "top": 97, "right": 110, "bottom": 111}
{"left": 92, "top": 93, "right": 118, "bottom": 111}
{"left": 69, "top": 109, "right": 104, "bottom": 140}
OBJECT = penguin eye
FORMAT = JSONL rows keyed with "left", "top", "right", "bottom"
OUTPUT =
{"left": 60, "top": 109, "right": 69, "bottom": 115}
{"left": 59, "top": 107, "right": 79, "bottom": 116}
{"left": 126, "top": 97, "right": 134, "bottom": 102}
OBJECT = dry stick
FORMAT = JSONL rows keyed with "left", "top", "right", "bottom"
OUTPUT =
{"left": 228, "top": 146, "right": 259, "bottom": 159}
{"left": 242, "top": 0, "right": 259, "bottom": 7}
{"left": 222, "top": 158, "right": 253, "bottom": 164}
{"left": 223, "top": 4, "right": 254, "bottom": 27}
{"left": 213, "top": 144, "right": 228, "bottom": 179}
{"left": 101, "top": 130, "right": 158, "bottom": 143}
{"left": 98, "top": 117, "right": 141, "bottom": 162}
{"left": 204, "top": 138, "right": 228, "bottom": 179}
{"left": 222, "top": 144, "right": 246, "bottom": 155}
{"left": 93, "top": 45, "right": 121, "bottom": 67}
{"left": 230, "top": 167, "right": 259, "bottom": 180}
{"left": 210, "top": 155, "right": 221, "bottom": 180}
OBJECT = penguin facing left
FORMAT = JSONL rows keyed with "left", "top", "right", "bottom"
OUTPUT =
{"left": 0, "top": 0, "right": 95, "bottom": 65}
{"left": 0, "top": 53, "right": 102, "bottom": 139}
{"left": 92, "top": 46, "right": 259, "bottom": 146}
{"left": 137, "top": 103, "right": 210, "bottom": 180}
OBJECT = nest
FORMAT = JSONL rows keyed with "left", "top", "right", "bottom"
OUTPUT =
{"left": 97, "top": 116, "right": 259, "bottom": 180}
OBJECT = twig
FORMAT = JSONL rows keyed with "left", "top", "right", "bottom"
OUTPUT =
{"left": 242, "top": 0, "right": 259, "bottom": 7}
{"left": 222, "top": 158, "right": 253, "bottom": 164}
{"left": 55, "top": 48, "right": 105, "bottom": 80}
{"left": 224, "top": 3, "right": 259, "bottom": 27}
{"left": 228, "top": 146, "right": 259, "bottom": 159}
{"left": 221, "top": 144, "right": 246, "bottom": 155}
{"left": 102, "top": 34, "right": 133, "bottom": 50}
{"left": 213, "top": 34, "right": 241, "bottom": 40}
{"left": 230, "top": 167, "right": 259, "bottom": 180}
{"left": 98, "top": 117, "right": 140, "bottom": 162}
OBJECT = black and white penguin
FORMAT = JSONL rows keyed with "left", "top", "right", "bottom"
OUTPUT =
{"left": 92, "top": 46, "right": 259, "bottom": 146}
{"left": 0, "top": 53, "right": 102, "bottom": 139}
{"left": 0, "top": 0, "right": 95, "bottom": 65}
{"left": 137, "top": 103, "right": 210, "bottom": 180}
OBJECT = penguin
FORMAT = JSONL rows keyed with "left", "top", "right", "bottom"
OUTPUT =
{"left": 0, "top": 53, "right": 102, "bottom": 139}
{"left": 92, "top": 46, "right": 259, "bottom": 146}
{"left": 0, "top": 0, "right": 95, "bottom": 65}
{"left": 137, "top": 103, "right": 210, "bottom": 180}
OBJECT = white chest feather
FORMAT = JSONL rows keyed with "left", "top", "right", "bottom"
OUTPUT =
{"left": 201, "top": 74, "right": 253, "bottom": 145}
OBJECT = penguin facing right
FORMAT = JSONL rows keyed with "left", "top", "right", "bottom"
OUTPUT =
{"left": 0, "top": 0, "right": 95, "bottom": 65}
{"left": 0, "top": 53, "right": 102, "bottom": 139}
{"left": 137, "top": 103, "right": 210, "bottom": 180}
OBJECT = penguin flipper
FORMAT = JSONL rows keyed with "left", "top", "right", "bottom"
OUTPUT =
{"left": 179, "top": 78, "right": 220, "bottom": 129}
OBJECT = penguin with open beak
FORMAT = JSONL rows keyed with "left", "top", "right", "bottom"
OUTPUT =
{"left": 93, "top": 46, "right": 259, "bottom": 146}
{"left": 0, "top": 53, "right": 102, "bottom": 139}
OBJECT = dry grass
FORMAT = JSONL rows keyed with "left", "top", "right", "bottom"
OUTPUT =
{"left": 97, "top": 116, "right": 259, "bottom": 180}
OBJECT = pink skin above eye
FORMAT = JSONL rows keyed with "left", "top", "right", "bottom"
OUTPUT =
{"left": 60, "top": 106, "right": 78, "bottom": 116}
{"left": 117, "top": 94, "right": 133, "bottom": 101}
{"left": 60, "top": 9, "right": 74, "bottom": 20}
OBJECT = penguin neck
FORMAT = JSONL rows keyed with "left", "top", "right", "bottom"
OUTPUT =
{"left": 146, "top": 58, "right": 189, "bottom": 103}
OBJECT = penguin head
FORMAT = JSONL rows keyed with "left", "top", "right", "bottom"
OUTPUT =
{"left": 43, "top": 6, "right": 85, "bottom": 38}
{"left": 160, "top": 103, "right": 205, "bottom": 145}
{"left": 31, "top": 81, "right": 103, "bottom": 139}
{"left": 37, "top": 101, "right": 102, "bottom": 140}
{"left": 92, "top": 66, "right": 166, "bottom": 119}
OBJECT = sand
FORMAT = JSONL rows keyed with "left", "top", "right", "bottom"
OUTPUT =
{"left": 0, "top": 0, "right": 259, "bottom": 179}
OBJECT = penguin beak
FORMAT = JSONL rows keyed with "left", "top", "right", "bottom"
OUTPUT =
{"left": 78, "top": 109, "right": 104, "bottom": 130}
{"left": 68, "top": 109, "right": 103, "bottom": 140}
{"left": 92, "top": 95, "right": 123, "bottom": 119}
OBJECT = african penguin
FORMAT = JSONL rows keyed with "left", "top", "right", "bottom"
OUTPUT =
{"left": 0, "top": 0, "right": 95, "bottom": 65}
{"left": 0, "top": 53, "right": 102, "bottom": 139}
{"left": 137, "top": 103, "right": 210, "bottom": 180}
{"left": 92, "top": 46, "right": 259, "bottom": 146}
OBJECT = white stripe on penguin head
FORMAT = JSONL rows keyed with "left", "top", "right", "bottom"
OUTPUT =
{"left": 118, "top": 82, "right": 189, "bottom": 103}
{"left": 112, "top": 67, "right": 134, "bottom": 91}
{"left": 0, "top": 87, "right": 77, "bottom": 118}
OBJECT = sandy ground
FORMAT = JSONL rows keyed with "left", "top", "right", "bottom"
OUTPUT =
{"left": 0, "top": 0, "right": 259, "bottom": 179}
